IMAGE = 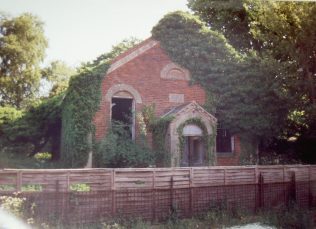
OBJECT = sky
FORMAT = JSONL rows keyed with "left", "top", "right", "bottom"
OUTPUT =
{"left": 1, "top": 0, "right": 189, "bottom": 67}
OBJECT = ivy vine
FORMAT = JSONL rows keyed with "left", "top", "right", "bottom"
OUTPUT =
{"left": 176, "top": 118, "right": 216, "bottom": 166}
{"left": 141, "top": 104, "right": 174, "bottom": 167}
{"left": 61, "top": 39, "right": 141, "bottom": 167}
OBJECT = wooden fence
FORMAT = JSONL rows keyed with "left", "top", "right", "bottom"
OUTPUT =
{"left": 1, "top": 165, "right": 316, "bottom": 192}
{"left": 0, "top": 165, "right": 316, "bottom": 224}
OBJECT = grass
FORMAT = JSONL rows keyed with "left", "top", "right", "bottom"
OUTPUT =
{"left": 51, "top": 205, "right": 313, "bottom": 229}
{"left": 0, "top": 147, "right": 62, "bottom": 169}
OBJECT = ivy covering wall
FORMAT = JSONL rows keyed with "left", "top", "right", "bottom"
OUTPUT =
{"left": 61, "top": 64, "right": 107, "bottom": 167}
{"left": 152, "top": 11, "right": 290, "bottom": 163}
{"left": 60, "top": 39, "right": 141, "bottom": 167}
{"left": 141, "top": 104, "right": 174, "bottom": 167}
{"left": 177, "top": 118, "right": 216, "bottom": 166}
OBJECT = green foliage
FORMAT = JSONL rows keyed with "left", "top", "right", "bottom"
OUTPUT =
{"left": 239, "top": 134, "right": 258, "bottom": 165}
{"left": 21, "top": 184, "right": 42, "bottom": 192}
{"left": 1, "top": 95, "right": 63, "bottom": 158}
{"left": 61, "top": 38, "right": 141, "bottom": 167}
{"left": 70, "top": 183, "right": 90, "bottom": 192}
{"left": 0, "top": 13, "right": 48, "bottom": 108}
{"left": 188, "top": 0, "right": 260, "bottom": 52}
{"left": 141, "top": 104, "right": 174, "bottom": 166}
{"left": 61, "top": 66, "right": 105, "bottom": 167}
{"left": 152, "top": 11, "right": 290, "bottom": 144}
{"left": 95, "top": 123, "right": 154, "bottom": 168}
{"left": 152, "top": 11, "right": 240, "bottom": 88}
{"left": 0, "top": 194, "right": 27, "bottom": 218}
{"left": 244, "top": 0, "right": 316, "bottom": 128}
{"left": 177, "top": 118, "right": 216, "bottom": 166}
{"left": 189, "top": 1, "right": 316, "bottom": 140}
{"left": 0, "top": 193, "right": 38, "bottom": 226}
{"left": 259, "top": 203, "right": 313, "bottom": 229}
{"left": 0, "top": 106, "right": 23, "bottom": 131}
{"left": 41, "top": 60, "right": 76, "bottom": 97}
{"left": 34, "top": 152, "right": 52, "bottom": 162}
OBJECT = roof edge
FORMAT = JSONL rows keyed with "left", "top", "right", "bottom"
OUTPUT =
{"left": 107, "top": 37, "right": 159, "bottom": 74}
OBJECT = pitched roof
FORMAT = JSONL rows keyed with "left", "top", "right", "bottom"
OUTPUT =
{"left": 107, "top": 37, "right": 159, "bottom": 74}
{"left": 162, "top": 101, "right": 217, "bottom": 123}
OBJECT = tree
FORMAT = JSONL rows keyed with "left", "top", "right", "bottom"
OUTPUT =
{"left": 244, "top": 0, "right": 316, "bottom": 123}
{"left": 41, "top": 61, "right": 76, "bottom": 97}
{"left": 152, "top": 11, "right": 292, "bottom": 163}
{"left": 0, "top": 13, "right": 48, "bottom": 108}
{"left": 1, "top": 95, "right": 63, "bottom": 158}
{"left": 188, "top": 0, "right": 260, "bottom": 52}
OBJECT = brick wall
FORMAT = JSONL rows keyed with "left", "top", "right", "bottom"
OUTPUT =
{"left": 217, "top": 136, "right": 241, "bottom": 166}
{"left": 94, "top": 41, "right": 205, "bottom": 139}
{"left": 93, "top": 39, "right": 240, "bottom": 166}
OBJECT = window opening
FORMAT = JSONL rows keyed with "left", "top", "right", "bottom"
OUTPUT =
{"left": 111, "top": 97, "right": 133, "bottom": 139}
{"left": 216, "top": 127, "right": 233, "bottom": 153}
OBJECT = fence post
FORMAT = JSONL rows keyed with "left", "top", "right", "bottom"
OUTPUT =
{"left": 16, "top": 171, "right": 22, "bottom": 192}
{"left": 289, "top": 172, "right": 296, "bottom": 204}
{"left": 189, "top": 168, "right": 193, "bottom": 217}
{"left": 258, "top": 173, "right": 264, "bottom": 209}
{"left": 170, "top": 175, "right": 174, "bottom": 215}
{"left": 111, "top": 170, "right": 116, "bottom": 217}
{"left": 308, "top": 166, "right": 312, "bottom": 208}
{"left": 55, "top": 180, "right": 60, "bottom": 222}
{"left": 152, "top": 170, "right": 156, "bottom": 222}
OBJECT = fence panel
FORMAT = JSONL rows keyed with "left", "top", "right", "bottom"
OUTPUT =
{"left": 0, "top": 165, "right": 315, "bottom": 224}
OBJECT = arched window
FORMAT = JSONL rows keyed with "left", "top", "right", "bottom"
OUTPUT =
{"left": 111, "top": 91, "right": 134, "bottom": 139}
{"left": 105, "top": 84, "right": 142, "bottom": 141}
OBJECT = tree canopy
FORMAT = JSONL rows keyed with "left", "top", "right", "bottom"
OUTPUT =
{"left": 41, "top": 60, "right": 76, "bottom": 97}
{"left": 152, "top": 11, "right": 290, "bottom": 140}
{"left": 188, "top": 0, "right": 260, "bottom": 52}
{"left": 244, "top": 0, "right": 316, "bottom": 125}
{"left": 0, "top": 13, "right": 48, "bottom": 108}
{"left": 188, "top": 0, "right": 316, "bottom": 133}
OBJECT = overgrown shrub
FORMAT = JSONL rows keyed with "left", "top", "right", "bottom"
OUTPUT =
{"left": 95, "top": 123, "right": 155, "bottom": 168}
{"left": 34, "top": 152, "right": 52, "bottom": 162}
{"left": 0, "top": 193, "right": 37, "bottom": 226}
{"left": 0, "top": 95, "right": 63, "bottom": 159}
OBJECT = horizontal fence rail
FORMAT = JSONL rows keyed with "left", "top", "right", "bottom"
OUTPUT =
{"left": 0, "top": 165, "right": 316, "bottom": 224}
{"left": 1, "top": 165, "right": 316, "bottom": 192}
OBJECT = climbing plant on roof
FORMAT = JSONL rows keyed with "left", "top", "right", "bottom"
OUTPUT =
{"left": 152, "top": 11, "right": 291, "bottom": 140}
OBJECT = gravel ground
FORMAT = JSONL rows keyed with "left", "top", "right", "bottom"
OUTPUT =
{"left": 227, "top": 223, "right": 276, "bottom": 229}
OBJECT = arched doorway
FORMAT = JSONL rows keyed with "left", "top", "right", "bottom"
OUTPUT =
{"left": 181, "top": 124, "right": 205, "bottom": 166}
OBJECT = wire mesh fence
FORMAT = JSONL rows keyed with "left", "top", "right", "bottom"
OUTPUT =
{"left": 6, "top": 179, "right": 314, "bottom": 225}
{"left": 1, "top": 166, "right": 315, "bottom": 225}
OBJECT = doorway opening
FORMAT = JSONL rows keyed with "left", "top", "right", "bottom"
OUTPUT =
{"left": 181, "top": 124, "right": 205, "bottom": 166}
{"left": 111, "top": 97, "right": 133, "bottom": 139}
{"left": 184, "top": 136, "right": 204, "bottom": 166}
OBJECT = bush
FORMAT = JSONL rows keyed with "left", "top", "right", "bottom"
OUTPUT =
{"left": 95, "top": 123, "right": 155, "bottom": 168}
{"left": 34, "top": 152, "right": 52, "bottom": 162}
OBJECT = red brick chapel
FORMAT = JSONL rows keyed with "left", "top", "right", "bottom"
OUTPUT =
{"left": 93, "top": 38, "right": 241, "bottom": 166}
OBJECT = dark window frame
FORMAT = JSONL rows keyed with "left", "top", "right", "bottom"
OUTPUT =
{"left": 216, "top": 127, "right": 234, "bottom": 154}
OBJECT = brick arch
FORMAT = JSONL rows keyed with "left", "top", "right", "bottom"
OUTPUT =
{"left": 104, "top": 84, "right": 142, "bottom": 103}
{"left": 160, "top": 63, "right": 190, "bottom": 81}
